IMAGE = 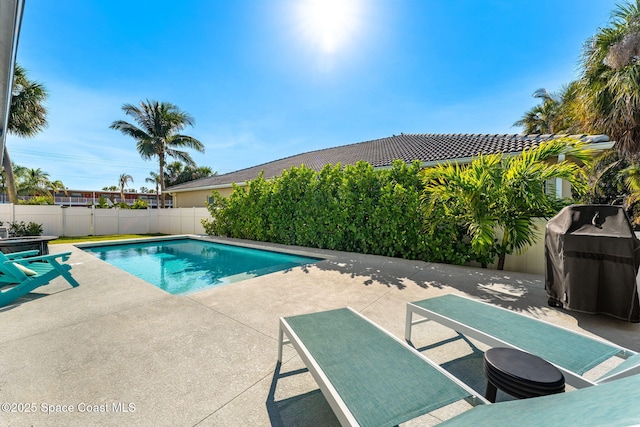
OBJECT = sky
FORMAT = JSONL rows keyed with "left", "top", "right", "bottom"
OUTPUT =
{"left": 7, "top": 0, "right": 621, "bottom": 191}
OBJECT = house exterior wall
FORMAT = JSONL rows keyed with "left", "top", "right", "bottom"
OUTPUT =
{"left": 499, "top": 218, "right": 546, "bottom": 275}
{"left": 173, "top": 189, "right": 211, "bottom": 207}
{"left": 172, "top": 187, "right": 234, "bottom": 208}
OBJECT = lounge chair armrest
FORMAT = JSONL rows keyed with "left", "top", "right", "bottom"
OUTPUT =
{"left": 8, "top": 252, "right": 72, "bottom": 265}
{"left": 3, "top": 250, "right": 40, "bottom": 259}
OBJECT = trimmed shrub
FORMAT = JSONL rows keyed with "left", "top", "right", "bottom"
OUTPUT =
{"left": 8, "top": 221, "right": 43, "bottom": 237}
{"left": 203, "top": 160, "right": 432, "bottom": 259}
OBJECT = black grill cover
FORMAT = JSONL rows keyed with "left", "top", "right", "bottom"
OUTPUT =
{"left": 545, "top": 204, "right": 640, "bottom": 323}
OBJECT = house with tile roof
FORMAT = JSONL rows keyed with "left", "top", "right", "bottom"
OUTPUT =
{"left": 166, "top": 133, "right": 614, "bottom": 208}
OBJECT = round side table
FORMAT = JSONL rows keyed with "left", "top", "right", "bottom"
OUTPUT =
{"left": 483, "top": 347, "right": 565, "bottom": 403}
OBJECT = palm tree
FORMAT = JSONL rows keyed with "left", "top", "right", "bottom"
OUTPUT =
{"left": 164, "top": 161, "right": 184, "bottom": 187}
{"left": 181, "top": 165, "right": 214, "bottom": 184}
{"left": 514, "top": 88, "right": 561, "bottom": 134}
{"left": 5, "top": 64, "right": 48, "bottom": 204}
{"left": 580, "top": 150, "right": 629, "bottom": 206}
{"left": 118, "top": 173, "right": 134, "bottom": 204}
{"left": 422, "top": 138, "right": 593, "bottom": 270}
{"left": 580, "top": 0, "right": 640, "bottom": 157}
{"left": 164, "top": 161, "right": 215, "bottom": 186}
{"left": 110, "top": 100, "right": 205, "bottom": 208}
{"left": 514, "top": 83, "right": 592, "bottom": 135}
{"left": 18, "top": 168, "right": 51, "bottom": 196}
{"left": 145, "top": 171, "right": 161, "bottom": 207}
{"left": 47, "top": 179, "right": 66, "bottom": 199}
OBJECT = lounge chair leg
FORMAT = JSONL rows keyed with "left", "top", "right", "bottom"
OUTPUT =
{"left": 277, "top": 326, "right": 284, "bottom": 362}
{"left": 405, "top": 309, "right": 413, "bottom": 341}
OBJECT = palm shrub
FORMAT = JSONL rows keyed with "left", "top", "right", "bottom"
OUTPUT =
{"left": 8, "top": 221, "right": 43, "bottom": 237}
{"left": 578, "top": 149, "right": 640, "bottom": 227}
{"left": 131, "top": 199, "right": 149, "bottom": 209}
{"left": 421, "top": 138, "right": 593, "bottom": 269}
{"left": 95, "top": 196, "right": 110, "bottom": 209}
{"left": 20, "top": 195, "right": 54, "bottom": 205}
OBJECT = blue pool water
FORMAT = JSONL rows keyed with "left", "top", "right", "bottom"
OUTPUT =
{"left": 81, "top": 238, "right": 320, "bottom": 295}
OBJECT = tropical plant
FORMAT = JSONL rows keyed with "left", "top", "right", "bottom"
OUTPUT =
{"left": 421, "top": 138, "right": 593, "bottom": 269}
{"left": 21, "top": 195, "right": 54, "bottom": 205}
{"left": 102, "top": 185, "right": 118, "bottom": 191}
{"left": 110, "top": 100, "right": 205, "bottom": 207}
{"left": 118, "top": 173, "right": 134, "bottom": 203}
{"left": 622, "top": 164, "right": 640, "bottom": 192}
{"left": 581, "top": 151, "right": 640, "bottom": 226}
{"left": 165, "top": 161, "right": 184, "bottom": 185}
{"left": 47, "top": 179, "right": 67, "bottom": 197}
{"left": 96, "top": 196, "right": 109, "bottom": 209}
{"left": 5, "top": 64, "right": 48, "bottom": 204}
{"left": 171, "top": 165, "right": 214, "bottom": 186}
{"left": 579, "top": 0, "right": 640, "bottom": 157}
{"left": 164, "top": 161, "right": 215, "bottom": 186}
{"left": 514, "top": 88, "right": 562, "bottom": 134}
{"left": 18, "top": 168, "right": 51, "bottom": 196}
{"left": 131, "top": 199, "right": 149, "bottom": 209}
{"left": 579, "top": 149, "right": 629, "bottom": 205}
{"left": 7, "top": 221, "right": 43, "bottom": 237}
{"left": 145, "top": 171, "right": 161, "bottom": 207}
{"left": 513, "top": 83, "right": 593, "bottom": 135}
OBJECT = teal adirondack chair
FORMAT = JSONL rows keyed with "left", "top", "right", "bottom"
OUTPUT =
{"left": 0, "top": 250, "right": 80, "bottom": 306}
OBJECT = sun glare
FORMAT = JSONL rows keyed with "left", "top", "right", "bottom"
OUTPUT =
{"left": 296, "top": 0, "right": 361, "bottom": 54}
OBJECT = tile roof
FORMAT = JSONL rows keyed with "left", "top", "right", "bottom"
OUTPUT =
{"left": 167, "top": 133, "right": 611, "bottom": 192}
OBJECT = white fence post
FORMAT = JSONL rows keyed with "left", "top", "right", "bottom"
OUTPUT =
{"left": 61, "top": 207, "right": 66, "bottom": 236}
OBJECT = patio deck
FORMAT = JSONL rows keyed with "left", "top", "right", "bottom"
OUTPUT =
{"left": 1, "top": 236, "right": 638, "bottom": 426}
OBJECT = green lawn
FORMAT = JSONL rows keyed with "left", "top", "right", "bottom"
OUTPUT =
{"left": 50, "top": 234, "right": 168, "bottom": 244}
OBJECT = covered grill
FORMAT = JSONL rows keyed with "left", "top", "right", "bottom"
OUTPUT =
{"left": 545, "top": 204, "right": 640, "bottom": 323}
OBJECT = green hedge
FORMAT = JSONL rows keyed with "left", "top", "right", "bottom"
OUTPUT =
{"left": 202, "top": 160, "right": 484, "bottom": 263}
{"left": 203, "top": 160, "right": 444, "bottom": 259}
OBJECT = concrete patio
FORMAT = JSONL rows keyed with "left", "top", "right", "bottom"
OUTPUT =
{"left": 1, "top": 236, "right": 638, "bottom": 426}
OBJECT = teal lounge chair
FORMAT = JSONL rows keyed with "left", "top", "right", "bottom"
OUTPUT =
{"left": 277, "top": 307, "right": 488, "bottom": 427}
{"left": 406, "top": 294, "right": 640, "bottom": 389}
{"left": 438, "top": 373, "right": 640, "bottom": 427}
{"left": 0, "top": 250, "right": 79, "bottom": 306}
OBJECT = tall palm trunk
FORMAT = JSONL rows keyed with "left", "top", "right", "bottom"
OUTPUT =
{"left": 3, "top": 147, "right": 18, "bottom": 204}
{"left": 497, "top": 232, "right": 509, "bottom": 271}
{"left": 159, "top": 153, "right": 166, "bottom": 208}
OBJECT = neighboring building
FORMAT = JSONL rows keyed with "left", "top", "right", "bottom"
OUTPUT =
{"left": 166, "top": 133, "right": 615, "bottom": 208}
{"left": 11, "top": 190, "right": 172, "bottom": 208}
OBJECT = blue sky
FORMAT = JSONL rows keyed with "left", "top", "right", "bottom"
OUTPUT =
{"left": 8, "top": 0, "right": 620, "bottom": 191}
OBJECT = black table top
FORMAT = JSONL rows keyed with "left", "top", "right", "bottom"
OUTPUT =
{"left": 484, "top": 347, "right": 564, "bottom": 386}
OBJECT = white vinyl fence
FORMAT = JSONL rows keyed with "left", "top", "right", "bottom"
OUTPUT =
{"left": 0, "top": 204, "right": 210, "bottom": 237}
{"left": 0, "top": 204, "right": 548, "bottom": 275}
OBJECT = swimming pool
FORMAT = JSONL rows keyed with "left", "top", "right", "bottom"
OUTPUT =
{"left": 81, "top": 238, "right": 320, "bottom": 295}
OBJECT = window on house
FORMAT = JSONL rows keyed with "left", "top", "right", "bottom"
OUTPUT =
{"left": 544, "top": 179, "right": 557, "bottom": 196}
